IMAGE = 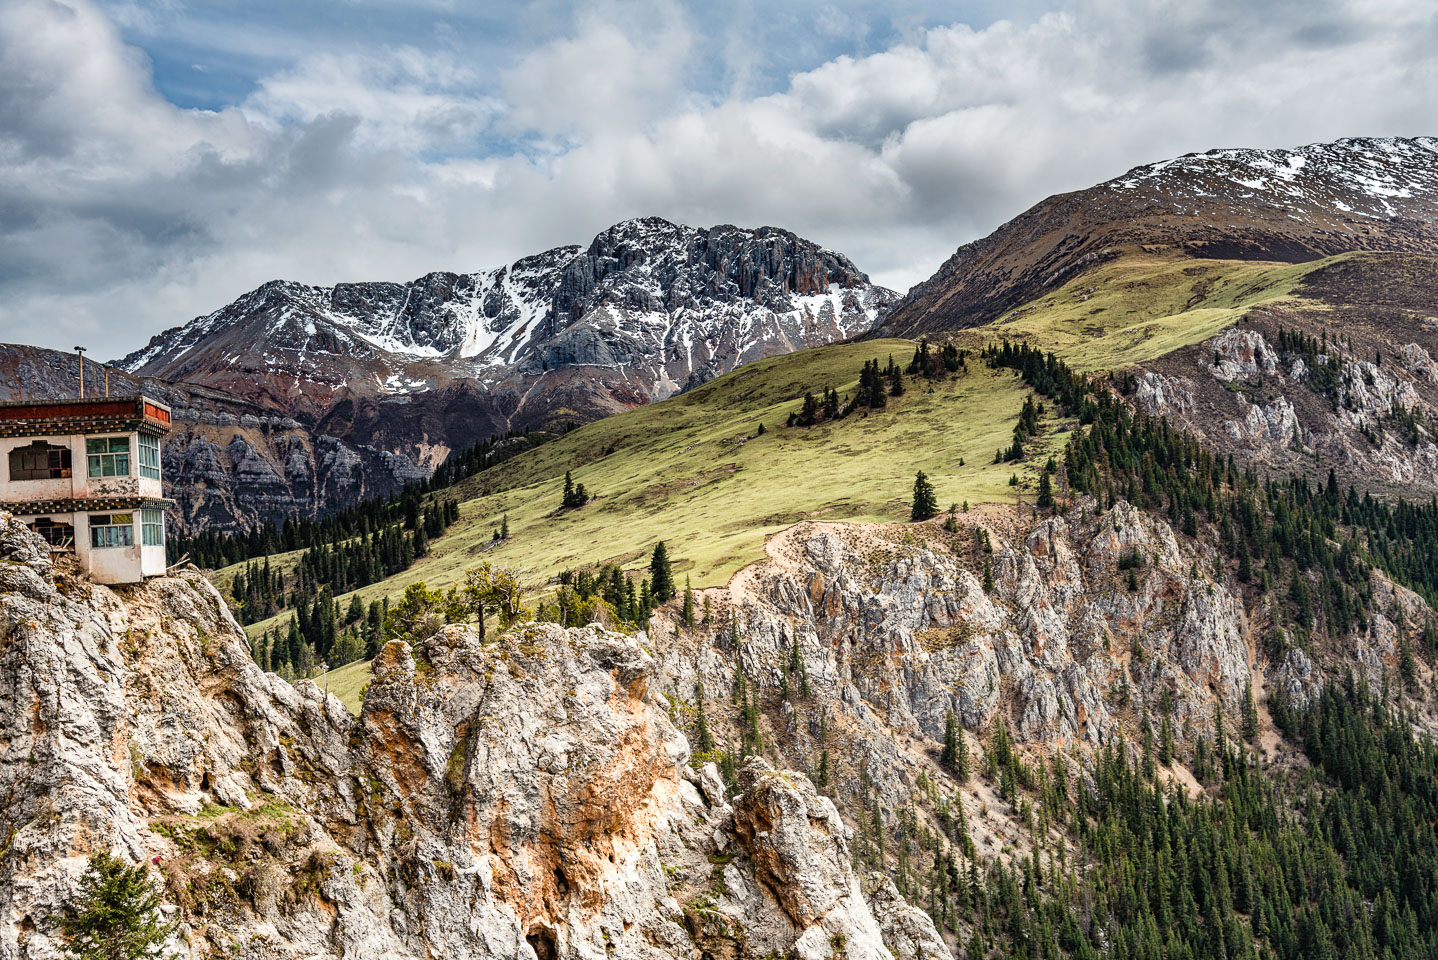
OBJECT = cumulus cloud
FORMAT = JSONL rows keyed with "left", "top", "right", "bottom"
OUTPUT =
{"left": 245, "top": 48, "right": 502, "bottom": 152}
{"left": 501, "top": 4, "right": 695, "bottom": 138}
{"left": 1, "top": 0, "right": 1436, "bottom": 357}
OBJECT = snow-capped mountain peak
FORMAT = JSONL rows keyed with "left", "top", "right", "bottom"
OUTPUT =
{"left": 119, "top": 219, "right": 896, "bottom": 433}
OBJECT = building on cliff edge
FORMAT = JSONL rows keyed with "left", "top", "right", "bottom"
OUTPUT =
{"left": 0, "top": 396, "right": 173, "bottom": 583}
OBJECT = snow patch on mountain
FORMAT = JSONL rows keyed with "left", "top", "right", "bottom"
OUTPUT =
{"left": 117, "top": 218, "right": 896, "bottom": 429}
{"left": 1109, "top": 136, "right": 1438, "bottom": 219}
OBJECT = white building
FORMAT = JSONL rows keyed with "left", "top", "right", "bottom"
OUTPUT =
{"left": 0, "top": 396, "right": 173, "bottom": 583}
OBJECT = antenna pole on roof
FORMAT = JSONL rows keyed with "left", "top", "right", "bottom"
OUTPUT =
{"left": 103, "top": 364, "right": 110, "bottom": 397}
{"left": 74, "top": 346, "right": 87, "bottom": 398}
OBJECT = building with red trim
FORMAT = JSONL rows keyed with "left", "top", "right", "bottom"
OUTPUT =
{"left": 0, "top": 396, "right": 173, "bottom": 583}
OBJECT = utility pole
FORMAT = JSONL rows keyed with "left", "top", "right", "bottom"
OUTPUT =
{"left": 74, "top": 346, "right": 86, "bottom": 398}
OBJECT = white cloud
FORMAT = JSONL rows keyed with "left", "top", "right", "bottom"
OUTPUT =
{"left": 500, "top": 5, "right": 695, "bottom": 138}
{"left": 1, "top": 0, "right": 1436, "bottom": 358}
{"left": 243, "top": 48, "right": 501, "bottom": 152}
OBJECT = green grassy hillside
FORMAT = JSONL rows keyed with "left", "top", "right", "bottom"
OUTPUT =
{"left": 953, "top": 253, "right": 1334, "bottom": 367}
{"left": 224, "top": 252, "right": 1355, "bottom": 649}
{"left": 221, "top": 250, "right": 1391, "bottom": 715}
{"left": 236, "top": 338, "right": 1066, "bottom": 641}
{"left": 315, "top": 659, "right": 372, "bottom": 714}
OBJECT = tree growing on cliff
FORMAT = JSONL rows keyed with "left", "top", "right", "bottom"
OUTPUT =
{"left": 385, "top": 582, "right": 449, "bottom": 644}
{"left": 941, "top": 710, "right": 969, "bottom": 782}
{"left": 692, "top": 680, "right": 714, "bottom": 754}
{"left": 1242, "top": 679, "right": 1260, "bottom": 741}
{"left": 61, "top": 853, "right": 175, "bottom": 960}
{"left": 1036, "top": 470, "right": 1054, "bottom": 509}
{"left": 911, "top": 471, "right": 938, "bottom": 521}
{"left": 681, "top": 578, "right": 696, "bottom": 628}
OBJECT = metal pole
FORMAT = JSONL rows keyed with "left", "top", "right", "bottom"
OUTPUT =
{"left": 74, "top": 346, "right": 86, "bottom": 398}
{"left": 104, "top": 365, "right": 110, "bottom": 397}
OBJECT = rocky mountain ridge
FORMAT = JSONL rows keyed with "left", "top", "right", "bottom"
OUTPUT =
{"left": 121, "top": 218, "right": 896, "bottom": 467}
{"left": 6, "top": 454, "right": 1438, "bottom": 957}
{"left": 882, "top": 136, "right": 1438, "bottom": 336}
{"left": 0, "top": 515, "right": 945, "bottom": 960}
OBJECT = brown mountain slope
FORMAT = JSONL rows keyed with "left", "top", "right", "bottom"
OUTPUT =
{"left": 882, "top": 137, "right": 1438, "bottom": 336}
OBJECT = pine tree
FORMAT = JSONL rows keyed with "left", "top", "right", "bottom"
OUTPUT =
{"left": 61, "top": 853, "right": 175, "bottom": 960}
{"left": 693, "top": 680, "right": 714, "bottom": 754}
{"left": 649, "top": 542, "right": 676, "bottom": 602}
{"left": 787, "top": 635, "right": 810, "bottom": 698}
{"left": 941, "top": 709, "right": 965, "bottom": 779}
{"left": 1036, "top": 470, "right": 1054, "bottom": 509}
{"left": 1242, "top": 678, "right": 1259, "bottom": 741}
{"left": 911, "top": 470, "right": 939, "bottom": 521}
{"left": 982, "top": 558, "right": 995, "bottom": 594}
{"left": 561, "top": 471, "right": 589, "bottom": 509}
{"left": 1399, "top": 631, "right": 1417, "bottom": 691}
{"left": 817, "top": 749, "right": 831, "bottom": 787}
{"left": 681, "top": 577, "right": 695, "bottom": 627}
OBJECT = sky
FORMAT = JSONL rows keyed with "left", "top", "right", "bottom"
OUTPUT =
{"left": 1, "top": 0, "right": 1436, "bottom": 359}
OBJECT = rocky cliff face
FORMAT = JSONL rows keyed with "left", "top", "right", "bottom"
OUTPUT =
{"left": 0, "top": 344, "right": 426, "bottom": 533}
{"left": 641, "top": 498, "right": 1433, "bottom": 855}
{"left": 883, "top": 137, "right": 1438, "bottom": 336}
{"left": 0, "top": 515, "right": 940, "bottom": 960}
{"left": 1133, "top": 252, "right": 1438, "bottom": 498}
{"left": 120, "top": 218, "right": 896, "bottom": 468}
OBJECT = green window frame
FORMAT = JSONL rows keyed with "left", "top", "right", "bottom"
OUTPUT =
{"left": 141, "top": 508, "right": 164, "bottom": 546}
{"left": 86, "top": 437, "right": 130, "bottom": 478}
{"left": 89, "top": 513, "right": 134, "bottom": 548}
{"left": 138, "top": 433, "right": 160, "bottom": 480}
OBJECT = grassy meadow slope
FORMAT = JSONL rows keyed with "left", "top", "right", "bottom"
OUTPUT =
{"left": 233, "top": 338, "right": 1064, "bottom": 640}
{"left": 943, "top": 253, "right": 1335, "bottom": 367}
{"left": 221, "top": 251, "right": 1360, "bottom": 650}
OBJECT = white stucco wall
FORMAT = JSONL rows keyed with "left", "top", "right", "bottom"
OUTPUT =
{"left": 5, "top": 426, "right": 169, "bottom": 584}
{"left": 77, "top": 512, "right": 148, "bottom": 585}
{"left": 0, "top": 435, "right": 86, "bottom": 501}
{"left": 0, "top": 431, "right": 163, "bottom": 501}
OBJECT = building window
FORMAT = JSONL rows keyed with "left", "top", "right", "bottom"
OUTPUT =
{"left": 89, "top": 513, "right": 134, "bottom": 548}
{"left": 28, "top": 518, "right": 74, "bottom": 549}
{"left": 141, "top": 508, "right": 164, "bottom": 546}
{"left": 86, "top": 437, "right": 130, "bottom": 478}
{"left": 9, "top": 440, "right": 71, "bottom": 480}
{"left": 138, "top": 433, "right": 161, "bottom": 480}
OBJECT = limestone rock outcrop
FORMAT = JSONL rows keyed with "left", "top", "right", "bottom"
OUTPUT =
{"left": 0, "top": 517, "right": 939, "bottom": 960}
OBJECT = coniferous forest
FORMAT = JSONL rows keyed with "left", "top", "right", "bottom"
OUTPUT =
{"left": 880, "top": 678, "right": 1438, "bottom": 960}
